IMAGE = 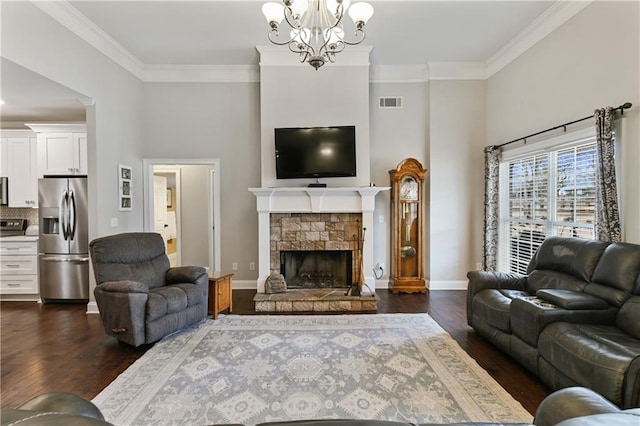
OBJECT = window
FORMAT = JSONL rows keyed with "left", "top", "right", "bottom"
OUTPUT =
{"left": 498, "top": 133, "right": 597, "bottom": 274}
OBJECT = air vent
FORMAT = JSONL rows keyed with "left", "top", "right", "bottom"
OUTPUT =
{"left": 379, "top": 97, "right": 403, "bottom": 108}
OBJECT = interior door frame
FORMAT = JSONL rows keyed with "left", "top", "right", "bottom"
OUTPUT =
{"left": 143, "top": 158, "right": 221, "bottom": 273}
{"left": 153, "top": 167, "right": 182, "bottom": 266}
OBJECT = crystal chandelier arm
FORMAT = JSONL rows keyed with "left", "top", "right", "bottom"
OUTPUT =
{"left": 339, "top": 28, "right": 365, "bottom": 46}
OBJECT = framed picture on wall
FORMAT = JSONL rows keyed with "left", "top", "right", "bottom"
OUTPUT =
{"left": 119, "top": 164, "right": 132, "bottom": 211}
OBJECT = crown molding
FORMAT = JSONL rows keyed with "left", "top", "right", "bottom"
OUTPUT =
{"left": 31, "top": 0, "right": 592, "bottom": 83}
{"left": 486, "top": 0, "right": 593, "bottom": 78}
{"left": 427, "top": 62, "right": 487, "bottom": 80}
{"left": 30, "top": 0, "right": 144, "bottom": 80}
{"left": 143, "top": 65, "right": 260, "bottom": 83}
{"left": 369, "top": 65, "right": 429, "bottom": 83}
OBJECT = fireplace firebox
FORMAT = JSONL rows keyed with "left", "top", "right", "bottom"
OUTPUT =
{"left": 281, "top": 250, "right": 352, "bottom": 289}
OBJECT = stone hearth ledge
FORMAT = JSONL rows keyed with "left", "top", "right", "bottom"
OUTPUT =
{"left": 253, "top": 289, "right": 378, "bottom": 312}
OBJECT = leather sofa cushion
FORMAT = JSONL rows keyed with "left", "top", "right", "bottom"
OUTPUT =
{"left": 591, "top": 243, "right": 640, "bottom": 295}
{"left": 526, "top": 270, "right": 588, "bottom": 294}
{"left": 471, "top": 289, "right": 514, "bottom": 333}
{"left": 146, "top": 284, "right": 202, "bottom": 321}
{"left": 538, "top": 322, "right": 640, "bottom": 406}
{"left": 536, "top": 289, "right": 608, "bottom": 310}
{"left": 526, "top": 237, "right": 608, "bottom": 282}
{"left": 617, "top": 296, "right": 640, "bottom": 339}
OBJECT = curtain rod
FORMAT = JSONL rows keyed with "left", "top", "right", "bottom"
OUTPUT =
{"left": 496, "top": 102, "right": 633, "bottom": 149}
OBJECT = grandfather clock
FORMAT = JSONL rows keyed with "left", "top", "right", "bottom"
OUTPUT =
{"left": 389, "top": 158, "right": 427, "bottom": 293}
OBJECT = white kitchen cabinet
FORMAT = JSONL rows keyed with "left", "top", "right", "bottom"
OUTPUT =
{"left": 25, "top": 124, "right": 87, "bottom": 176}
{"left": 6, "top": 137, "right": 38, "bottom": 207}
{"left": 36, "top": 132, "right": 87, "bottom": 176}
{"left": 0, "top": 138, "right": 8, "bottom": 176}
{"left": 0, "top": 240, "right": 38, "bottom": 295}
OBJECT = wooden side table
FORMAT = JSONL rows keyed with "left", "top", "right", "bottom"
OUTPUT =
{"left": 208, "top": 273, "right": 233, "bottom": 319}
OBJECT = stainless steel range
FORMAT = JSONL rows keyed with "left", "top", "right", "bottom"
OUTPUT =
{"left": 0, "top": 219, "right": 27, "bottom": 237}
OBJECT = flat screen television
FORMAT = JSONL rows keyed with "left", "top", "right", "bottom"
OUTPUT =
{"left": 274, "top": 125, "right": 357, "bottom": 179}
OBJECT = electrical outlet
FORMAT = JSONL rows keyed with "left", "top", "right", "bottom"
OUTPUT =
{"left": 249, "top": 262, "right": 255, "bottom": 271}
{"left": 232, "top": 262, "right": 238, "bottom": 271}
{"left": 378, "top": 215, "right": 384, "bottom": 223}
{"left": 376, "top": 262, "right": 385, "bottom": 270}
{"left": 110, "top": 218, "right": 118, "bottom": 227}
{"left": 476, "top": 262, "right": 483, "bottom": 270}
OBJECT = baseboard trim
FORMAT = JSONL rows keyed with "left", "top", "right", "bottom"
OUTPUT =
{"left": 233, "top": 280, "right": 260, "bottom": 290}
{"left": 86, "top": 301, "right": 100, "bottom": 314}
{"left": 429, "top": 280, "right": 468, "bottom": 290}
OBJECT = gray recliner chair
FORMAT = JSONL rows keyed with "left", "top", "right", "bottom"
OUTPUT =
{"left": 90, "top": 232, "right": 208, "bottom": 347}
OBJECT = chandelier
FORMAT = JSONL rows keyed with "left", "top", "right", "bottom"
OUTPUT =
{"left": 261, "top": 0, "right": 374, "bottom": 70}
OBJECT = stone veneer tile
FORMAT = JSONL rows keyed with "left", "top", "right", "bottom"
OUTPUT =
{"left": 313, "top": 302, "right": 330, "bottom": 312}
{"left": 255, "top": 301, "right": 275, "bottom": 312}
{"left": 275, "top": 301, "right": 292, "bottom": 312}
{"left": 270, "top": 226, "right": 281, "bottom": 241}
{"left": 329, "top": 301, "right": 352, "bottom": 311}
{"left": 303, "top": 231, "right": 320, "bottom": 241}
{"left": 350, "top": 300, "right": 362, "bottom": 311}
{"left": 362, "top": 301, "right": 377, "bottom": 311}
{"left": 310, "top": 222, "right": 325, "bottom": 231}
{"left": 282, "top": 231, "right": 297, "bottom": 241}
{"left": 282, "top": 218, "right": 302, "bottom": 231}
{"left": 292, "top": 301, "right": 315, "bottom": 312}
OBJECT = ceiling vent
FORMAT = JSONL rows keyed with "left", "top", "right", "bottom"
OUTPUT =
{"left": 379, "top": 97, "right": 403, "bottom": 108}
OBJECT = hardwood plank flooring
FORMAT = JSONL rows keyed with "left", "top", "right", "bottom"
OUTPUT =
{"left": 0, "top": 290, "right": 549, "bottom": 415}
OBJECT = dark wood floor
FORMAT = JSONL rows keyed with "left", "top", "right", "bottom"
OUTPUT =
{"left": 0, "top": 290, "right": 549, "bottom": 414}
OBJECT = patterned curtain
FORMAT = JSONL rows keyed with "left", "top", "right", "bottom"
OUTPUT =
{"left": 483, "top": 145, "right": 502, "bottom": 271}
{"left": 594, "top": 107, "right": 622, "bottom": 242}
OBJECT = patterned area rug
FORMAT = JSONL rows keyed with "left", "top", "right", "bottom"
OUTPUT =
{"left": 93, "top": 314, "right": 532, "bottom": 425}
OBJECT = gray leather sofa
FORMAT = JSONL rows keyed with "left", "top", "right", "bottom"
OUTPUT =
{"left": 0, "top": 392, "right": 111, "bottom": 425}
{"left": 90, "top": 232, "right": 208, "bottom": 347}
{"left": 467, "top": 236, "right": 640, "bottom": 408}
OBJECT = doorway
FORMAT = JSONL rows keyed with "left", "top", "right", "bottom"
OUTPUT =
{"left": 143, "top": 159, "right": 221, "bottom": 273}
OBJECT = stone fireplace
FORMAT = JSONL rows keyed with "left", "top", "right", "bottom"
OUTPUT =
{"left": 250, "top": 187, "right": 388, "bottom": 296}
{"left": 272, "top": 212, "right": 362, "bottom": 288}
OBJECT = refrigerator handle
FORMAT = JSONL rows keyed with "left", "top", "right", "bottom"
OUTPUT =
{"left": 69, "top": 190, "right": 77, "bottom": 240}
{"left": 61, "top": 191, "right": 69, "bottom": 240}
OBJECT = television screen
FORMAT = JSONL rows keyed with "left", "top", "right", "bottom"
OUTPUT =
{"left": 275, "top": 126, "right": 357, "bottom": 179}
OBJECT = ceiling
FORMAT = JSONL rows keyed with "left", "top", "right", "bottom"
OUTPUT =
{"left": 1, "top": 0, "right": 559, "bottom": 125}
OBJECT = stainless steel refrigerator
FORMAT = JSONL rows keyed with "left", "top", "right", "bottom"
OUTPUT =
{"left": 38, "top": 176, "right": 89, "bottom": 302}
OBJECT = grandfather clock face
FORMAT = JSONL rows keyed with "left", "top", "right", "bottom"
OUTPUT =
{"left": 400, "top": 176, "right": 418, "bottom": 201}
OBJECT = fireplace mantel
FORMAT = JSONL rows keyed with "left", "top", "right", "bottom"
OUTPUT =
{"left": 250, "top": 186, "right": 389, "bottom": 293}
{"left": 250, "top": 187, "right": 388, "bottom": 213}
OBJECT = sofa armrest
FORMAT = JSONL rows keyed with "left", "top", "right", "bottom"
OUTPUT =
{"left": 511, "top": 297, "right": 617, "bottom": 347}
{"left": 166, "top": 266, "right": 207, "bottom": 284}
{"left": 466, "top": 270, "right": 528, "bottom": 325}
{"left": 97, "top": 280, "right": 148, "bottom": 293}
{"left": 534, "top": 387, "right": 620, "bottom": 426}
{"left": 536, "top": 289, "right": 609, "bottom": 310}
{"left": 467, "top": 270, "right": 528, "bottom": 295}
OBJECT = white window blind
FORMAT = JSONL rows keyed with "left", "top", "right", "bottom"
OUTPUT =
{"left": 498, "top": 139, "right": 597, "bottom": 274}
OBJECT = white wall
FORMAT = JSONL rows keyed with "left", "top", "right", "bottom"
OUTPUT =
{"left": 369, "top": 81, "right": 429, "bottom": 283}
{"left": 258, "top": 47, "right": 371, "bottom": 188}
{"left": 142, "top": 82, "right": 261, "bottom": 279}
{"left": 179, "top": 165, "right": 212, "bottom": 267}
{"left": 429, "top": 80, "right": 487, "bottom": 287}
{"left": 487, "top": 0, "right": 640, "bottom": 243}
